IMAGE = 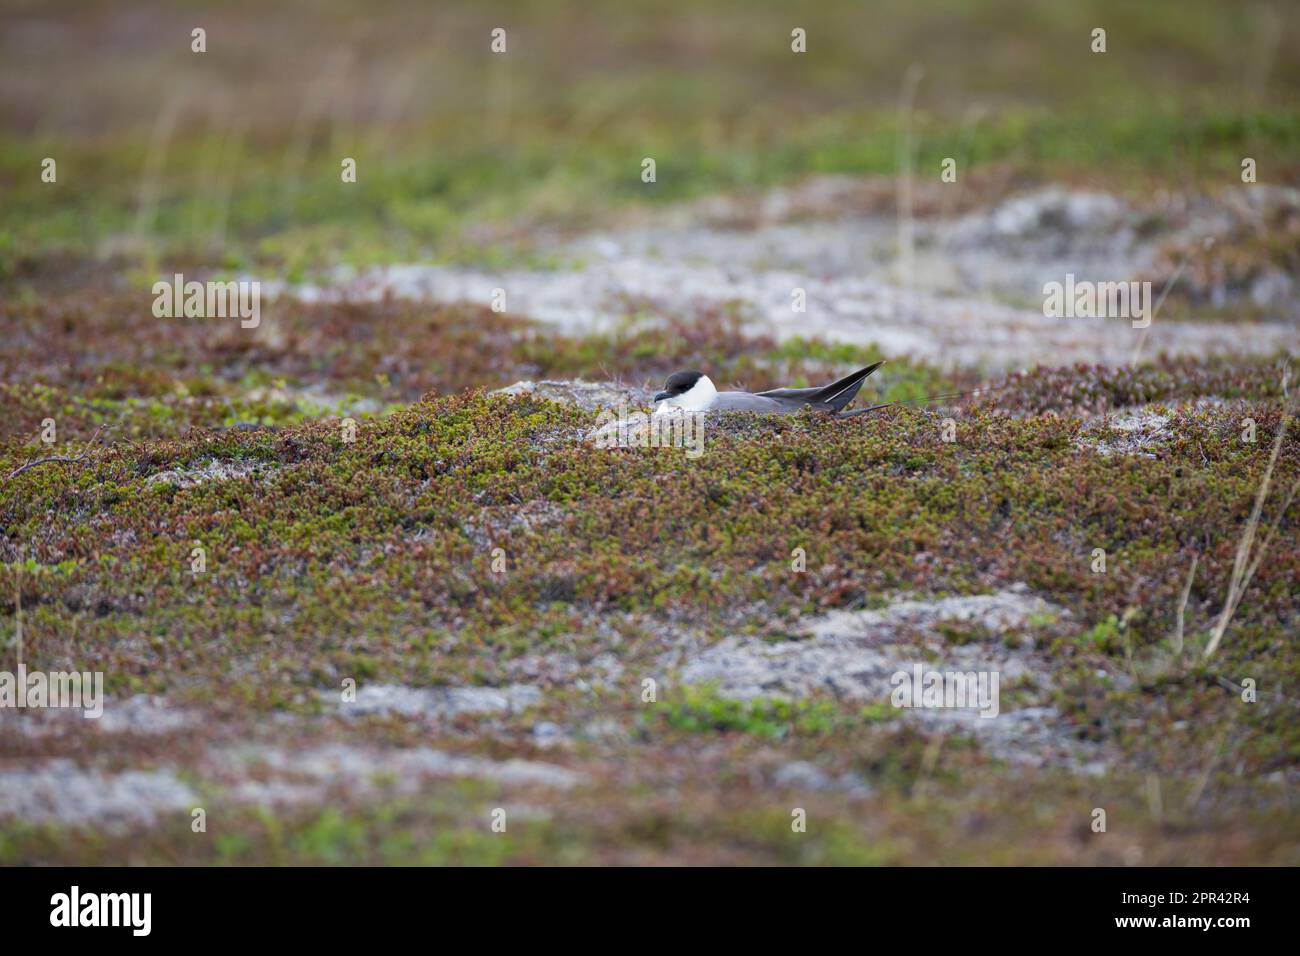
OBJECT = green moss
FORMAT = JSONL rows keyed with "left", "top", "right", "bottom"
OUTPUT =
{"left": 651, "top": 685, "right": 843, "bottom": 738}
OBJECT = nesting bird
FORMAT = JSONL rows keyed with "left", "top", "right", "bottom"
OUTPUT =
{"left": 652, "top": 362, "right": 886, "bottom": 417}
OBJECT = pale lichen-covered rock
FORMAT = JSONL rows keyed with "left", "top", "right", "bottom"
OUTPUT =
{"left": 327, "top": 682, "right": 543, "bottom": 720}
{"left": 211, "top": 743, "right": 584, "bottom": 804}
{"left": 493, "top": 379, "right": 651, "bottom": 412}
{"left": 0, "top": 762, "right": 198, "bottom": 829}
{"left": 147, "top": 458, "right": 276, "bottom": 488}
{"left": 676, "top": 588, "right": 1104, "bottom": 772}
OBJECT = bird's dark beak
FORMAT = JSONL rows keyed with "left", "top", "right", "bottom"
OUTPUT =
{"left": 653, "top": 390, "right": 670, "bottom": 403}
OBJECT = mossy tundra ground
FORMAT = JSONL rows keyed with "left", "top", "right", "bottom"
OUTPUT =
{"left": 2, "top": 268, "right": 1297, "bottom": 863}
{"left": 1, "top": 0, "right": 1298, "bottom": 864}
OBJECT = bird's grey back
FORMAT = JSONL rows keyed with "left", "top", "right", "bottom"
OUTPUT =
{"left": 709, "top": 391, "right": 803, "bottom": 414}
{"left": 704, "top": 363, "right": 884, "bottom": 415}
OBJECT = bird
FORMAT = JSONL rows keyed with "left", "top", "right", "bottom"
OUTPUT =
{"left": 652, "top": 362, "right": 886, "bottom": 417}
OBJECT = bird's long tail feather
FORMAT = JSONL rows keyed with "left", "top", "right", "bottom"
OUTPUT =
{"left": 809, "top": 360, "right": 886, "bottom": 412}
{"left": 837, "top": 387, "right": 992, "bottom": 418}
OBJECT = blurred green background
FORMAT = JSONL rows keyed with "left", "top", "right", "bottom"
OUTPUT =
{"left": 1, "top": 0, "right": 1297, "bottom": 279}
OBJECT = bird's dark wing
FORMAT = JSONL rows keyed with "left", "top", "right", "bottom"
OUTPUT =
{"left": 754, "top": 387, "right": 819, "bottom": 402}
{"left": 758, "top": 361, "right": 885, "bottom": 413}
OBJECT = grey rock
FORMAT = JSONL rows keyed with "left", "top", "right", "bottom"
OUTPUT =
{"left": 0, "top": 761, "right": 197, "bottom": 829}
{"left": 677, "top": 588, "right": 1103, "bottom": 772}
{"left": 772, "top": 760, "right": 833, "bottom": 791}
{"left": 147, "top": 458, "right": 276, "bottom": 489}
{"left": 333, "top": 683, "right": 542, "bottom": 720}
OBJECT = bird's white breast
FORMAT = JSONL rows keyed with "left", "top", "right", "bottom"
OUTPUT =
{"left": 653, "top": 375, "right": 718, "bottom": 415}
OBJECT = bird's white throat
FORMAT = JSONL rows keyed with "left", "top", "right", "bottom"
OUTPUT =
{"left": 654, "top": 375, "right": 717, "bottom": 415}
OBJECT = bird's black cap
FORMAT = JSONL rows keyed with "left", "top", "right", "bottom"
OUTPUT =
{"left": 655, "top": 370, "right": 704, "bottom": 402}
